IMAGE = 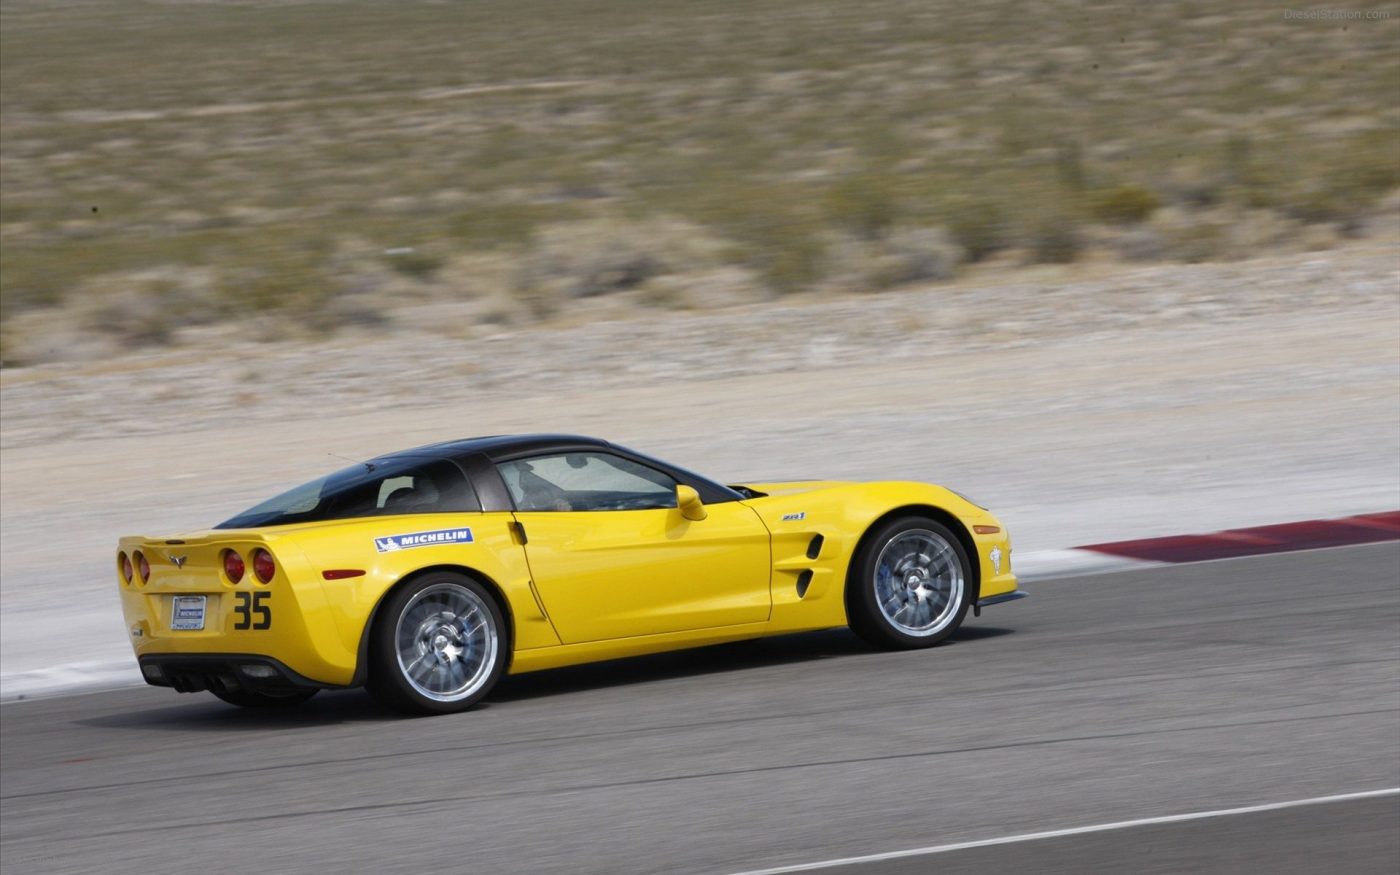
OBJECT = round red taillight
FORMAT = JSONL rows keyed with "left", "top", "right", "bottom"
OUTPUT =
{"left": 223, "top": 550, "right": 245, "bottom": 583}
{"left": 134, "top": 551, "right": 150, "bottom": 584}
{"left": 251, "top": 548, "right": 275, "bottom": 584}
{"left": 119, "top": 552, "right": 133, "bottom": 584}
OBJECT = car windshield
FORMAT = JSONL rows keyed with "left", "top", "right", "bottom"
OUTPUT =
{"left": 216, "top": 457, "right": 480, "bottom": 528}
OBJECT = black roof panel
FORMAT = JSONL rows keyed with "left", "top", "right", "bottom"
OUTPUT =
{"left": 372, "top": 433, "right": 611, "bottom": 464}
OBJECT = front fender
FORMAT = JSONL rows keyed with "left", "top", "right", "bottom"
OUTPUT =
{"left": 741, "top": 482, "right": 1015, "bottom": 631}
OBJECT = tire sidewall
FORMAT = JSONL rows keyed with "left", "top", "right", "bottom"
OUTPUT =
{"left": 369, "top": 572, "right": 508, "bottom": 715}
{"left": 848, "top": 517, "right": 972, "bottom": 649}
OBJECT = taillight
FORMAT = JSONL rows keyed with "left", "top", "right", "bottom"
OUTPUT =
{"left": 134, "top": 551, "right": 150, "bottom": 584}
{"left": 119, "top": 552, "right": 133, "bottom": 584}
{"left": 251, "top": 548, "right": 275, "bottom": 584}
{"left": 223, "top": 549, "right": 245, "bottom": 583}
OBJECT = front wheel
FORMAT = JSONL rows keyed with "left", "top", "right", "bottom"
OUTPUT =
{"left": 367, "top": 573, "right": 507, "bottom": 715}
{"left": 847, "top": 517, "right": 972, "bottom": 649}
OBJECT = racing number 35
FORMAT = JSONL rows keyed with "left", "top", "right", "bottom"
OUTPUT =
{"left": 232, "top": 592, "right": 271, "bottom": 630}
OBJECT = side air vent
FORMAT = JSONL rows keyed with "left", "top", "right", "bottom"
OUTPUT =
{"left": 806, "top": 535, "right": 824, "bottom": 560}
{"left": 796, "top": 570, "right": 813, "bottom": 598}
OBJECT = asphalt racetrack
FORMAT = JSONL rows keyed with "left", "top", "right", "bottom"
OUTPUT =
{"left": 3, "top": 544, "right": 1397, "bottom": 874}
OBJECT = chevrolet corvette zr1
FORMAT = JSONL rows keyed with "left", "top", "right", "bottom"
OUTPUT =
{"left": 117, "top": 435, "right": 1023, "bottom": 714}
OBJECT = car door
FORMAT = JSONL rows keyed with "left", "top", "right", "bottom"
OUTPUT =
{"left": 499, "top": 451, "right": 772, "bottom": 643}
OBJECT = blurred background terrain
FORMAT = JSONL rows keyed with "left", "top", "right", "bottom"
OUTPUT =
{"left": 1, "top": 0, "right": 1397, "bottom": 363}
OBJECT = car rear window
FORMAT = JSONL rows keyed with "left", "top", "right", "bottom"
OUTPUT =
{"left": 216, "top": 458, "right": 480, "bottom": 528}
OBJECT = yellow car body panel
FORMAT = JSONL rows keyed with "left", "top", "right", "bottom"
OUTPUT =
{"left": 117, "top": 446, "right": 1017, "bottom": 694}
{"left": 511, "top": 501, "right": 772, "bottom": 643}
{"left": 120, "top": 513, "right": 558, "bottom": 686}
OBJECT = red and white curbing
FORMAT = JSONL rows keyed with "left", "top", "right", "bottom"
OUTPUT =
{"left": 1014, "top": 511, "right": 1400, "bottom": 581}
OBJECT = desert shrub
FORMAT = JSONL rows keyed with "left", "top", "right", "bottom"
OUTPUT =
{"left": 1251, "top": 131, "right": 1398, "bottom": 230}
{"left": 1226, "top": 209, "right": 1305, "bottom": 255}
{"left": 1172, "top": 224, "right": 1230, "bottom": 262}
{"left": 1327, "top": 132, "right": 1400, "bottom": 199}
{"left": 882, "top": 227, "right": 961, "bottom": 283}
{"left": 1142, "top": 207, "right": 1225, "bottom": 262}
{"left": 511, "top": 282, "right": 564, "bottom": 322}
{"left": 433, "top": 252, "right": 515, "bottom": 303}
{"left": 1054, "top": 141, "right": 1088, "bottom": 190}
{"left": 71, "top": 267, "right": 226, "bottom": 346}
{"left": 384, "top": 249, "right": 443, "bottom": 280}
{"left": 1280, "top": 184, "right": 1354, "bottom": 225}
{"left": 669, "top": 266, "right": 765, "bottom": 309}
{"left": 448, "top": 203, "right": 565, "bottom": 250}
{"left": 1111, "top": 226, "right": 1168, "bottom": 262}
{"left": 79, "top": 286, "right": 175, "bottom": 347}
{"left": 944, "top": 198, "right": 1011, "bottom": 263}
{"left": 517, "top": 220, "right": 652, "bottom": 300}
{"left": 238, "top": 263, "right": 336, "bottom": 315}
{"left": 1090, "top": 185, "right": 1161, "bottom": 224}
{"left": 825, "top": 172, "right": 902, "bottom": 240}
{"left": 514, "top": 216, "right": 729, "bottom": 312}
{"left": 683, "top": 182, "right": 827, "bottom": 296}
{"left": 868, "top": 227, "right": 962, "bottom": 289}
{"left": 1025, "top": 216, "right": 1083, "bottom": 264}
{"left": 744, "top": 217, "right": 826, "bottom": 295}
{"left": 634, "top": 275, "right": 690, "bottom": 309}
{"left": 824, "top": 226, "right": 962, "bottom": 292}
{"left": 303, "top": 287, "right": 391, "bottom": 332}
{"left": 1, "top": 266, "right": 223, "bottom": 362}
{"left": 1164, "top": 163, "right": 1228, "bottom": 209}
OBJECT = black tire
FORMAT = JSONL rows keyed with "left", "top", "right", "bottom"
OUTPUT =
{"left": 210, "top": 686, "right": 318, "bottom": 708}
{"left": 846, "top": 516, "right": 973, "bottom": 650}
{"left": 366, "top": 572, "right": 508, "bottom": 715}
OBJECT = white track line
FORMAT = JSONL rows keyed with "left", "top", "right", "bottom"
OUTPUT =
{"left": 723, "top": 788, "right": 1400, "bottom": 875}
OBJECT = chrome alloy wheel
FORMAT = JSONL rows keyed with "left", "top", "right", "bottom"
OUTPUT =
{"left": 394, "top": 582, "right": 498, "bottom": 703}
{"left": 872, "top": 528, "right": 964, "bottom": 637}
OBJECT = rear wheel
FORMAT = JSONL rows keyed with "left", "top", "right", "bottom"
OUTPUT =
{"left": 367, "top": 572, "right": 507, "bottom": 715}
{"left": 847, "top": 517, "right": 972, "bottom": 649}
{"left": 210, "top": 687, "right": 318, "bottom": 708}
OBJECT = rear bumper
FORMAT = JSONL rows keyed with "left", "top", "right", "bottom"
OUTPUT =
{"left": 120, "top": 579, "right": 359, "bottom": 687}
{"left": 138, "top": 654, "right": 334, "bottom": 694}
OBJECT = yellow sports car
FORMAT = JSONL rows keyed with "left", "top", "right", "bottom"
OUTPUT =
{"left": 117, "top": 435, "right": 1023, "bottom": 714}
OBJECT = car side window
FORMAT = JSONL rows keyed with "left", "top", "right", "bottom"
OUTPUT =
{"left": 498, "top": 453, "right": 677, "bottom": 512}
{"left": 328, "top": 460, "right": 480, "bottom": 518}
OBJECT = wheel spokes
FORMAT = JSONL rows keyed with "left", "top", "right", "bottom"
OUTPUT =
{"left": 871, "top": 529, "right": 965, "bottom": 637}
{"left": 395, "top": 583, "right": 498, "bottom": 702}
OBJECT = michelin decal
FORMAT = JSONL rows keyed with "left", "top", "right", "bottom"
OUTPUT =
{"left": 375, "top": 527, "right": 474, "bottom": 553}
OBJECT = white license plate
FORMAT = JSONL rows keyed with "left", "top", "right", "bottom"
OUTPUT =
{"left": 170, "top": 595, "right": 207, "bottom": 631}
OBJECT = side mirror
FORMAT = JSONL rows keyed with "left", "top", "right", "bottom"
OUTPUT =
{"left": 677, "top": 484, "right": 707, "bottom": 521}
